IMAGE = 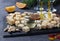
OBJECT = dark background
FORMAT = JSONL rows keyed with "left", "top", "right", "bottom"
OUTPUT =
{"left": 0, "top": 0, "right": 60, "bottom": 41}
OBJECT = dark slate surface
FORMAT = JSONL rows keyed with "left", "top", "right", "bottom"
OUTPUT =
{"left": 0, "top": 0, "right": 60, "bottom": 41}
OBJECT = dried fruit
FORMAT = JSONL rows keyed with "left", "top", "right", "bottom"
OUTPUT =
{"left": 49, "top": 37, "right": 55, "bottom": 41}
{"left": 5, "top": 6, "right": 16, "bottom": 12}
{"left": 30, "top": 14, "right": 40, "bottom": 20}
{"left": 16, "top": 2, "right": 27, "bottom": 9}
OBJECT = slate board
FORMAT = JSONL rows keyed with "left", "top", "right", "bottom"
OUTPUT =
{"left": 2, "top": 0, "right": 60, "bottom": 38}
{"left": 3, "top": 14, "right": 60, "bottom": 38}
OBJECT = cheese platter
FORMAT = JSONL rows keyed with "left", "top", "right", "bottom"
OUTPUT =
{"left": 3, "top": 0, "right": 60, "bottom": 37}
